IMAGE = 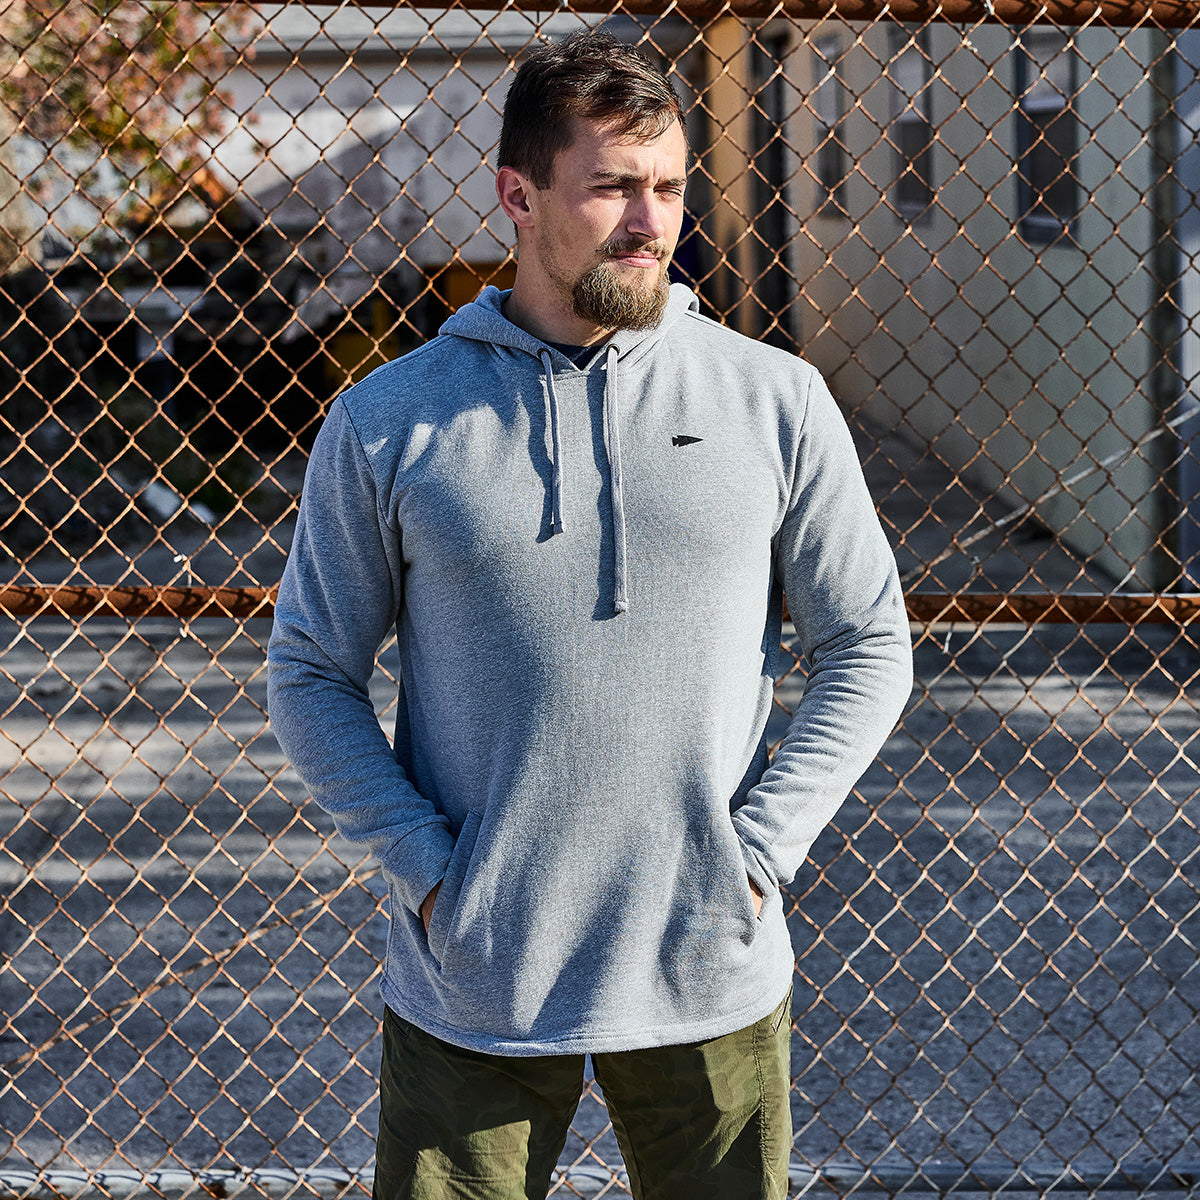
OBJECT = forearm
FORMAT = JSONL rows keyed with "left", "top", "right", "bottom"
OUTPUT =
{"left": 733, "top": 611, "right": 912, "bottom": 894}
{"left": 268, "top": 640, "right": 455, "bottom": 914}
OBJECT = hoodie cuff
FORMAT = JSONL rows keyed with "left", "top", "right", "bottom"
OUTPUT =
{"left": 737, "top": 838, "right": 778, "bottom": 910}
{"left": 382, "top": 820, "right": 456, "bottom": 917}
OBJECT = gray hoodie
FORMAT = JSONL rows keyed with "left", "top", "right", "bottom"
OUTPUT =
{"left": 267, "top": 284, "right": 913, "bottom": 1055}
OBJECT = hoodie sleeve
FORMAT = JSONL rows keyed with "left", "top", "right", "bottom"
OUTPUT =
{"left": 731, "top": 369, "right": 913, "bottom": 900}
{"left": 267, "top": 396, "right": 455, "bottom": 915}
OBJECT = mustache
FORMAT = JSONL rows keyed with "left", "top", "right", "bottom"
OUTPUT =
{"left": 600, "top": 237, "right": 669, "bottom": 261}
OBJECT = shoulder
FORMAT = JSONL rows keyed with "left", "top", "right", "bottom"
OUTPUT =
{"left": 334, "top": 334, "right": 489, "bottom": 440}
{"left": 341, "top": 335, "right": 472, "bottom": 409}
{"left": 664, "top": 309, "right": 824, "bottom": 430}
{"left": 672, "top": 307, "right": 821, "bottom": 382}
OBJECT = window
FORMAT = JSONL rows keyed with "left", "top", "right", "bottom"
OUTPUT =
{"left": 813, "top": 34, "right": 848, "bottom": 216}
{"left": 1016, "top": 30, "right": 1079, "bottom": 243}
{"left": 889, "top": 29, "right": 934, "bottom": 220}
{"left": 750, "top": 33, "right": 795, "bottom": 347}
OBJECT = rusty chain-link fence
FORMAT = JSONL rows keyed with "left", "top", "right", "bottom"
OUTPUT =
{"left": 2, "top": 1, "right": 1199, "bottom": 1196}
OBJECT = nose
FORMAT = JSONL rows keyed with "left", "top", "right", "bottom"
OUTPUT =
{"left": 626, "top": 191, "right": 668, "bottom": 242}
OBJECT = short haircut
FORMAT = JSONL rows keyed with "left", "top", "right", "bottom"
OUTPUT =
{"left": 498, "top": 28, "right": 686, "bottom": 190}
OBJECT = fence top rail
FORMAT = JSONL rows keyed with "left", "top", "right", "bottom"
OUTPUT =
{"left": 276, "top": 0, "right": 1200, "bottom": 28}
{"left": 2, "top": 586, "right": 1198, "bottom": 625}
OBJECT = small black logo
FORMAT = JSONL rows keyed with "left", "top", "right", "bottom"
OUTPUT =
{"left": 672, "top": 435, "right": 703, "bottom": 447}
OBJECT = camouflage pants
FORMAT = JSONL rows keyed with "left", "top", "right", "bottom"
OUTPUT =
{"left": 373, "top": 990, "right": 792, "bottom": 1200}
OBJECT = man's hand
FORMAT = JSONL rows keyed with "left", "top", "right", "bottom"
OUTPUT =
{"left": 420, "top": 883, "right": 440, "bottom": 935}
{"left": 749, "top": 878, "right": 763, "bottom": 918}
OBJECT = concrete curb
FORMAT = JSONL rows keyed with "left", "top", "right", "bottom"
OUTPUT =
{"left": 0, "top": 1163, "right": 813, "bottom": 1200}
{"left": 0, "top": 1167, "right": 634, "bottom": 1200}
{"left": 0, "top": 1171, "right": 366, "bottom": 1200}
{"left": 4, "top": 1161, "right": 1198, "bottom": 1198}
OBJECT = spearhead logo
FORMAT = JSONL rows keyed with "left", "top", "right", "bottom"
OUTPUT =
{"left": 672, "top": 435, "right": 703, "bottom": 447}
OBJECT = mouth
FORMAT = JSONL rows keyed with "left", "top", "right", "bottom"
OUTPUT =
{"left": 602, "top": 240, "right": 667, "bottom": 269}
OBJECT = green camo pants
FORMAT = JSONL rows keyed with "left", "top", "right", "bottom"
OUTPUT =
{"left": 373, "top": 991, "right": 792, "bottom": 1200}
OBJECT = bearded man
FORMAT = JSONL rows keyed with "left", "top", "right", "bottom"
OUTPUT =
{"left": 268, "top": 28, "right": 912, "bottom": 1200}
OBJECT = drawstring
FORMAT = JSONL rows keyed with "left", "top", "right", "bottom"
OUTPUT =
{"left": 539, "top": 349, "right": 564, "bottom": 535}
{"left": 604, "top": 344, "right": 628, "bottom": 616}
{"left": 538, "top": 344, "right": 627, "bottom": 616}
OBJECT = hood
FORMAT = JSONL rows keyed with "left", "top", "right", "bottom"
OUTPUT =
{"left": 438, "top": 281, "right": 700, "bottom": 364}
{"left": 437, "top": 283, "right": 701, "bottom": 617}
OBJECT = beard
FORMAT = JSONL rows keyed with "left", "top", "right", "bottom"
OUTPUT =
{"left": 571, "top": 238, "right": 671, "bottom": 332}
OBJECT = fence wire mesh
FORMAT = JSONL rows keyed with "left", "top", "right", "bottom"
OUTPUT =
{"left": 1, "top": 2, "right": 1198, "bottom": 1197}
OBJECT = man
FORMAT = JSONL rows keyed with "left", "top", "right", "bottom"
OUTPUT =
{"left": 268, "top": 28, "right": 913, "bottom": 1200}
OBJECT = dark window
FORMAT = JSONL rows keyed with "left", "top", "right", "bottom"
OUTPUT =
{"left": 750, "top": 34, "right": 795, "bottom": 348}
{"left": 813, "top": 34, "right": 848, "bottom": 216}
{"left": 890, "top": 29, "right": 934, "bottom": 220}
{"left": 1017, "top": 31, "right": 1079, "bottom": 243}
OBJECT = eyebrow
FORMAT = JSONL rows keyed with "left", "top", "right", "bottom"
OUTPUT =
{"left": 589, "top": 169, "right": 687, "bottom": 190}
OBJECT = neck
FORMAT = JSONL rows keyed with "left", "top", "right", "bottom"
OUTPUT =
{"left": 504, "top": 275, "right": 611, "bottom": 347}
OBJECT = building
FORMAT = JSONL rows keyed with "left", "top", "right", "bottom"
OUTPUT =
{"left": 769, "top": 19, "right": 1197, "bottom": 589}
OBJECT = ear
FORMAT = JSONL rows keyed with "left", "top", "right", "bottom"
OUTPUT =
{"left": 496, "top": 165, "right": 537, "bottom": 229}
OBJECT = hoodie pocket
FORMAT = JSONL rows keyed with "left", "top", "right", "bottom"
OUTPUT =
{"left": 425, "top": 810, "right": 482, "bottom": 965}
{"left": 724, "top": 830, "right": 763, "bottom": 931}
{"left": 715, "top": 815, "right": 762, "bottom": 936}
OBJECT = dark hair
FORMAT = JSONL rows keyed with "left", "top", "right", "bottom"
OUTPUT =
{"left": 498, "top": 29, "right": 686, "bottom": 190}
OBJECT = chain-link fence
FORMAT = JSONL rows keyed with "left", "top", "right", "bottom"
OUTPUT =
{"left": 2, "top": 2, "right": 1198, "bottom": 1196}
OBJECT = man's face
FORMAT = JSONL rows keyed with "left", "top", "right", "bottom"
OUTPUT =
{"left": 525, "top": 116, "right": 688, "bottom": 336}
